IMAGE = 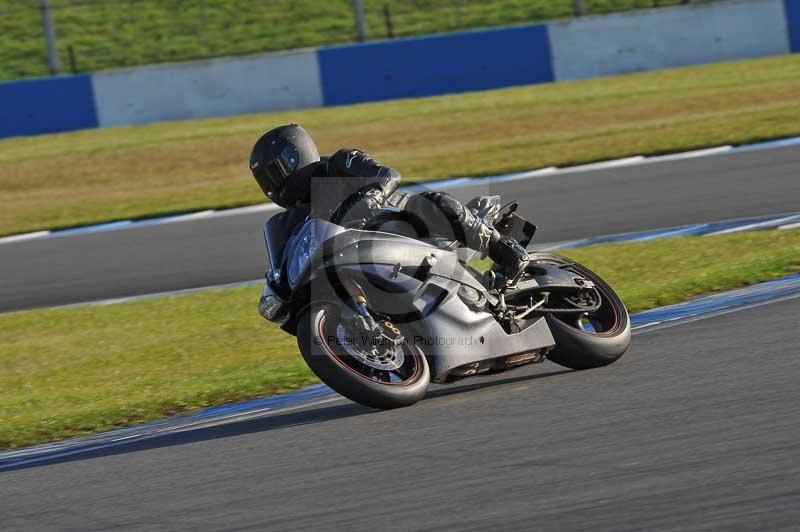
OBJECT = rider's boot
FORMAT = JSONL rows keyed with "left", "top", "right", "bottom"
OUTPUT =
{"left": 487, "top": 235, "right": 530, "bottom": 286}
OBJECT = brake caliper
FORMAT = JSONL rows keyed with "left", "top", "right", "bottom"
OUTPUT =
{"left": 380, "top": 320, "right": 404, "bottom": 348}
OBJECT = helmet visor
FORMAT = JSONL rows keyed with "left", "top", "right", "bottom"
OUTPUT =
{"left": 254, "top": 141, "right": 300, "bottom": 197}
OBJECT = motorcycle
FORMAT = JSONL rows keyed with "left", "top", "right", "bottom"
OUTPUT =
{"left": 259, "top": 196, "right": 631, "bottom": 409}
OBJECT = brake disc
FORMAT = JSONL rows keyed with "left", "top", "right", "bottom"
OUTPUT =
{"left": 336, "top": 324, "right": 405, "bottom": 371}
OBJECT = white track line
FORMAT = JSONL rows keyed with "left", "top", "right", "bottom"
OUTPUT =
{"left": 496, "top": 166, "right": 558, "bottom": 181}
{"left": 207, "top": 203, "right": 282, "bottom": 218}
{"left": 0, "top": 230, "right": 50, "bottom": 245}
{"left": 554, "top": 156, "right": 645, "bottom": 174}
{"left": 705, "top": 214, "right": 800, "bottom": 236}
{"left": 643, "top": 145, "right": 733, "bottom": 163}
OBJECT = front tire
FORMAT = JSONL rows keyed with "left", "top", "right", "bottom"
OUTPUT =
{"left": 297, "top": 304, "right": 430, "bottom": 409}
{"left": 529, "top": 253, "right": 631, "bottom": 370}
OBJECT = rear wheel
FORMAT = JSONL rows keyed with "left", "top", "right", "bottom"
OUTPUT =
{"left": 529, "top": 253, "right": 631, "bottom": 370}
{"left": 297, "top": 304, "right": 430, "bottom": 409}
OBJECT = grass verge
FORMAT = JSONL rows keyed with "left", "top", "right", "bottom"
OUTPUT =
{"left": 1, "top": 228, "right": 799, "bottom": 450}
{"left": 1, "top": 54, "right": 799, "bottom": 236}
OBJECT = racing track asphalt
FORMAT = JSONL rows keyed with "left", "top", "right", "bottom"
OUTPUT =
{"left": 3, "top": 293, "right": 799, "bottom": 531}
{"left": 2, "top": 144, "right": 799, "bottom": 312}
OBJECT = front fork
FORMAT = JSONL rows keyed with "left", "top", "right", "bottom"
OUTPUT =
{"left": 340, "top": 276, "right": 404, "bottom": 348}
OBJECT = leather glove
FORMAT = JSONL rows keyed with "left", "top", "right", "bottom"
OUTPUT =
{"left": 463, "top": 216, "right": 499, "bottom": 252}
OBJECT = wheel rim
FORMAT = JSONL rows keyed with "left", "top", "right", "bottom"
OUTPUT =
{"left": 565, "top": 281, "right": 619, "bottom": 335}
{"left": 335, "top": 323, "right": 405, "bottom": 371}
{"left": 318, "top": 314, "right": 422, "bottom": 385}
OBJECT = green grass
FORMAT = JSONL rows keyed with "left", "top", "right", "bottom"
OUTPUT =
{"left": 0, "top": 0, "right": 710, "bottom": 80}
{"left": 1, "top": 54, "right": 799, "bottom": 237}
{"left": 1, "top": 228, "right": 799, "bottom": 450}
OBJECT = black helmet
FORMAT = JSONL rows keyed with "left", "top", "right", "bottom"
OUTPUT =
{"left": 249, "top": 124, "right": 320, "bottom": 207}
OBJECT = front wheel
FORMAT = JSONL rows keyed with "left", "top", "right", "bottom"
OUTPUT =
{"left": 529, "top": 253, "right": 631, "bottom": 370}
{"left": 297, "top": 304, "right": 430, "bottom": 409}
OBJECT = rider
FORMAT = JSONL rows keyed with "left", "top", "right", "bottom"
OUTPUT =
{"left": 249, "top": 124, "right": 530, "bottom": 295}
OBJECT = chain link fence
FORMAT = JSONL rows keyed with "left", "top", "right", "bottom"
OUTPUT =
{"left": 363, "top": 0, "right": 710, "bottom": 40}
{"left": 0, "top": 0, "right": 716, "bottom": 81}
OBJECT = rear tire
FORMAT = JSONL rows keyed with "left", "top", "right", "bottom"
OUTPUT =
{"left": 529, "top": 253, "right": 631, "bottom": 370}
{"left": 297, "top": 304, "right": 430, "bottom": 409}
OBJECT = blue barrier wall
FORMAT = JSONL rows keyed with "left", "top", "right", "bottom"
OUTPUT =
{"left": 0, "top": 74, "right": 97, "bottom": 138}
{"left": 786, "top": 0, "right": 800, "bottom": 52}
{"left": 318, "top": 24, "right": 554, "bottom": 106}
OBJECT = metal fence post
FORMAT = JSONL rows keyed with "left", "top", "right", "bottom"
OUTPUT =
{"left": 39, "top": 0, "right": 61, "bottom": 75}
{"left": 572, "top": 0, "right": 586, "bottom": 17}
{"left": 352, "top": 0, "right": 367, "bottom": 42}
{"left": 383, "top": 5, "right": 394, "bottom": 38}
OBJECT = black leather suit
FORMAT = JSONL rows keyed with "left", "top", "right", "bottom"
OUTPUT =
{"left": 307, "top": 149, "right": 505, "bottom": 256}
